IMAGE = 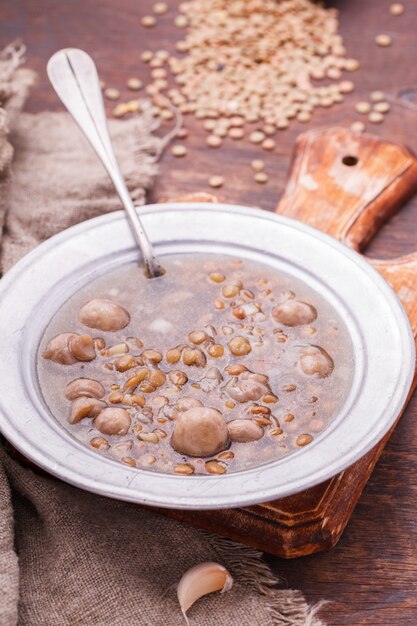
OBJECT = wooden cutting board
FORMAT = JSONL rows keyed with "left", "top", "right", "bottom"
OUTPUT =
{"left": 159, "top": 127, "right": 417, "bottom": 558}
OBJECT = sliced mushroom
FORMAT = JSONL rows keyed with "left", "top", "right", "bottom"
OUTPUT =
{"left": 299, "top": 345, "right": 334, "bottom": 378}
{"left": 43, "top": 333, "right": 95, "bottom": 364}
{"left": 43, "top": 333, "right": 78, "bottom": 364}
{"left": 272, "top": 300, "right": 317, "bottom": 326}
{"left": 227, "top": 419, "right": 264, "bottom": 443}
{"left": 64, "top": 378, "right": 105, "bottom": 400}
{"left": 171, "top": 406, "right": 229, "bottom": 457}
{"left": 94, "top": 407, "right": 131, "bottom": 436}
{"left": 68, "top": 334, "right": 96, "bottom": 361}
{"left": 225, "top": 371, "right": 270, "bottom": 403}
{"left": 78, "top": 298, "right": 130, "bottom": 332}
{"left": 69, "top": 397, "right": 107, "bottom": 424}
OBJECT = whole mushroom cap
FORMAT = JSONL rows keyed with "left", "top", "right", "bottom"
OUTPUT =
{"left": 299, "top": 345, "right": 334, "bottom": 378}
{"left": 78, "top": 298, "right": 130, "bottom": 332}
{"left": 272, "top": 300, "right": 317, "bottom": 327}
{"left": 171, "top": 406, "right": 230, "bottom": 457}
{"left": 94, "top": 407, "right": 131, "bottom": 436}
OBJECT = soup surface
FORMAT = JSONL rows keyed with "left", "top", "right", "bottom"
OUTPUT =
{"left": 38, "top": 253, "right": 354, "bottom": 475}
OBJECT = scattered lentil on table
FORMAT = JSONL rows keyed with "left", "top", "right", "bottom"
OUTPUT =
{"left": 375, "top": 34, "right": 392, "bottom": 47}
{"left": 390, "top": 2, "right": 404, "bottom": 15}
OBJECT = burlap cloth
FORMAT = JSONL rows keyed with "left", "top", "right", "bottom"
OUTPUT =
{"left": 0, "top": 44, "right": 327, "bottom": 626}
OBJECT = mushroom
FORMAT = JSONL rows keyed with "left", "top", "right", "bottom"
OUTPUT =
{"left": 68, "top": 334, "right": 96, "bottom": 361}
{"left": 78, "top": 298, "right": 130, "bottom": 332}
{"left": 199, "top": 367, "right": 223, "bottom": 392}
{"left": 43, "top": 333, "right": 95, "bottom": 364}
{"left": 227, "top": 419, "right": 264, "bottom": 443}
{"left": 299, "top": 345, "right": 334, "bottom": 378}
{"left": 94, "top": 407, "right": 131, "bottom": 435}
{"left": 43, "top": 333, "right": 79, "bottom": 364}
{"left": 272, "top": 300, "right": 317, "bottom": 326}
{"left": 225, "top": 371, "right": 270, "bottom": 403}
{"left": 69, "top": 397, "right": 107, "bottom": 424}
{"left": 164, "top": 397, "right": 203, "bottom": 421}
{"left": 64, "top": 378, "right": 105, "bottom": 400}
{"left": 171, "top": 406, "right": 230, "bottom": 457}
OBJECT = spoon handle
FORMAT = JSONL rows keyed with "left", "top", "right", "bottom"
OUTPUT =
{"left": 47, "top": 48, "right": 164, "bottom": 278}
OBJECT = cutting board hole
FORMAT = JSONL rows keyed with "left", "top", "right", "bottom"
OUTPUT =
{"left": 342, "top": 155, "right": 358, "bottom": 166}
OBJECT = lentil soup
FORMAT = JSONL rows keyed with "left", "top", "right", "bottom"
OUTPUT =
{"left": 38, "top": 254, "right": 354, "bottom": 475}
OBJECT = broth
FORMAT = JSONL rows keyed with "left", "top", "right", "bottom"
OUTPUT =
{"left": 37, "top": 253, "right": 354, "bottom": 475}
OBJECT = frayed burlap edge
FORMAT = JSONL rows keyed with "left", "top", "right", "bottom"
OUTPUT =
{"left": 204, "top": 532, "right": 328, "bottom": 626}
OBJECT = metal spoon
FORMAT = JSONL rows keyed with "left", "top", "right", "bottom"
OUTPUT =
{"left": 47, "top": 48, "right": 164, "bottom": 278}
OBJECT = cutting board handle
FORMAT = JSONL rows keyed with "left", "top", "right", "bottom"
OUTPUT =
{"left": 276, "top": 127, "right": 417, "bottom": 322}
{"left": 276, "top": 127, "right": 417, "bottom": 252}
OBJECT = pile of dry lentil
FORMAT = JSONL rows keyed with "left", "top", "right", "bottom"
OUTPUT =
{"left": 102, "top": 0, "right": 405, "bottom": 186}
{"left": 142, "top": 0, "right": 359, "bottom": 131}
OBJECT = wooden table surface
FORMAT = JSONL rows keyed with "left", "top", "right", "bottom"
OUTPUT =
{"left": 1, "top": 0, "right": 417, "bottom": 624}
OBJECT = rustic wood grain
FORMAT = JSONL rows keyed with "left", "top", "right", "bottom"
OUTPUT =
{"left": 1, "top": 1, "right": 417, "bottom": 624}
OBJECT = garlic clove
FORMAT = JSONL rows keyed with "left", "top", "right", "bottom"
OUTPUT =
{"left": 177, "top": 561, "right": 233, "bottom": 624}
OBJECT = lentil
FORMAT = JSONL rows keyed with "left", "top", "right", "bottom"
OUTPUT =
{"left": 206, "top": 135, "right": 222, "bottom": 148}
{"left": 355, "top": 102, "right": 371, "bottom": 114}
{"left": 251, "top": 160, "right": 265, "bottom": 172}
{"left": 368, "top": 111, "right": 384, "bottom": 124}
{"left": 205, "top": 460, "right": 226, "bottom": 475}
{"left": 176, "top": 127, "right": 189, "bottom": 139}
{"left": 390, "top": 3, "right": 404, "bottom": 15}
{"left": 127, "top": 78, "right": 142, "bottom": 90}
{"left": 249, "top": 131, "right": 265, "bottom": 144}
{"left": 153, "top": 2, "right": 168, "bottom": 14}
{"left": 175, "top": 15, "right": 188, "bottom": 27}
{"left": 350, "top": 121, "right": 366, "bottom": 133}
{"left": 174, "top": 463, "right": 195, "bottom": 475}
{"left": 141, "top": 15, "right": 156, "bottom": 27}
{"left": 370, "top": 91, "right": 385, "bottom": 102}
{"left": 228, "top": 127, "right": 244, "bottom": 140}
{"left": 208, "top": 344, "right": 224, "bottom": 358}
{"left": 227, "top": 336, "right": 251, "bottom": 356}
{"left": 254, "top": 172, "right": 268, "bottom": 184}
{"left": 375, "top": 34, "right": 392, "bottom": 47}
{"left": 209, "top": 272, "right": 225, "bottom": 283}
{"left": 344, "top": 58, "right": 360, "bottom": 71}
{"left": 104, "top": 88, "right": 120, "bottom": 101}
{"left": 208, "top": 175, "right": 224, "bottom": 188}
{"left": 296, "top": 434, "right": 313, "bottom": 446}
{"left": 339, "top": 80, "right": 354, "bottom": 94}
{"left": 171, "top": 144, "right": 187, "bottom": 157}
{"left": 262, "top": 139, "right": 276, "bottom": 151}
{"left": 373, "top": 101, "right": 390, "bottom": 113}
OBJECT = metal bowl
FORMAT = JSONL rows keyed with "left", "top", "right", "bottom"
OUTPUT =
{"left": 0, "top": 203, "right": 414, "bottom": 509}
